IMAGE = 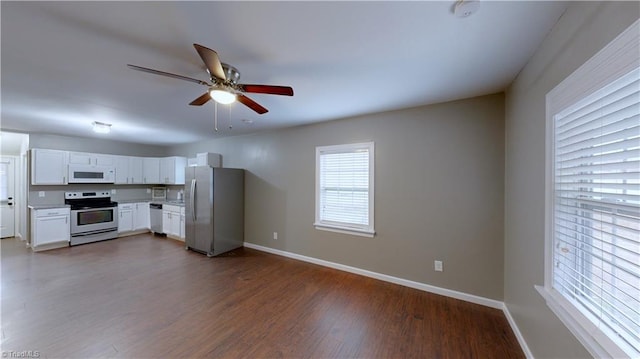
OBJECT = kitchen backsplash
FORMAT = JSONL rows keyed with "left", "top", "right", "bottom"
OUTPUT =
{"left": 28, "top": 184, "right": 185, "bottom": 206}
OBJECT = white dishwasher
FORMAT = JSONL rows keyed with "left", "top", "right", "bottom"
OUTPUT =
{"left": 149, "top": 203, "right": 164, "bottom": 234}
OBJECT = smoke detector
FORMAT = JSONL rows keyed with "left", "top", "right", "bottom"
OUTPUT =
{"left": 454, "top": 0, "right": 480, "bottom": 18}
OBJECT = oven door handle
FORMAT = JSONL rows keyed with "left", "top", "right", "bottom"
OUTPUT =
{"left": 190, "top": 178, "right": 197, "bottom": 222}
{"left": 70, "top": 228, "right": 118, "bottom": 237}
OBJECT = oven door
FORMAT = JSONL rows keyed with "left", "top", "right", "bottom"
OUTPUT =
{"left": 70, "top": 206, "right": 118, "bottom": 235}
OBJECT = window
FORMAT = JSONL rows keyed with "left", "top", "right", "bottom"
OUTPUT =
{"left": 539, "top": 20, "right": 639, "bottom": 358}
{"left": 315, "top": 142, "right": 374, "bottom": 237}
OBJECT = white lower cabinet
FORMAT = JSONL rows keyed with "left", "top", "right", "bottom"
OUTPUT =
{"left": 180, "top": 207, "right": 185, "bottom": 239}
{"left": 118, "top": 202, "right": 150, "bottom": 236}
{"left": 118, "top": 204, "right": 134, "bottom": 233}
{"left": 30, "top": 207, "right": 70, "bottom": 250}
{"left": 162, "top": 205, "right": 184, "bottom": 241}
{"left": 134, "top": 202, "right": 150, "bottom": 230}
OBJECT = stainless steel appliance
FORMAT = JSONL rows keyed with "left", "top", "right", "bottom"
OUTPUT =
{"left": 68, "top": 165, "right": 115, "bottom": 183}
{"left": 185, "top": 166, "right": 244, "bottom": 257}
{"left": 149, "top": 203, "right": 164, "bottom": 234}
{"left": 65, "top": 191, "right": 118, "bottom": 245}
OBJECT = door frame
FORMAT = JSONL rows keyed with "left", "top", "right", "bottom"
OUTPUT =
{"left": 1, "top": 156, "right": 17, "bottom": 238}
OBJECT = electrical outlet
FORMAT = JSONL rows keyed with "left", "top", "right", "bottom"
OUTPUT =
{"left": 434, "top": 260, "right": 443, "bottom": 272}
{"left": 38, "top": 191, "right": 45, "bottom": 197}
{"left": 111, "top": 189, "right": 116, "bottom": 194}
{"left": 146, "top": 188, "right": 151, "bottom": 194}
{"left": 273, "top": 232, "right": 278, "bottom": 240}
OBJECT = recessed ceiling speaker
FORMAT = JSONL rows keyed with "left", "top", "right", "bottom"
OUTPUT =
{"left": 454, "top": 0, "right": 480, "bottom": 18}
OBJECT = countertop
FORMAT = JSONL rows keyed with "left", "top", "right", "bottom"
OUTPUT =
{"left": 28, "top": 204, "right": 71, "bottom": 210}
{"left": 118, "top": 199, "right": 185, "bottom": 207}
{"left": 116, "top": 198, "right": 154, "bottom": 204}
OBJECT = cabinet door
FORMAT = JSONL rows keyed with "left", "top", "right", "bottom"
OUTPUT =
{"left": 118, "top": 207, "right": 134, "bottom": 233}
{"left": 113, "top": 155, "right": 130, "bottom": 184}
{"left": 160, "top": 157, "right": 174, "bottom": 184}
{"left": 129, "top": 157, "right": 144, "bottom": 184}
{"left": 31, "top": 149, "right": 68, "bottom": 185}
{"left": 69, "top": 152, "right": 114, "bottom": 166}
{"left": 34, "top": 215, "right": 70, "bottom": 246}
{"left": 143, "top": 158, "right": 160, "bottom": 184}
{"left": 180, "top": 213, "right": 185, "bottom": 239}
{"left": 160, "top": 157, "right": 187, "bottom": 185}
{"left": 68, "top": 152, "right": 93, "bottom": 165}
{"left": 134, "top": 202, "right": 150, "bottom": 230}
{"left": 170, "top": 212, "right": 181, "bottom": 237}
{"left": 162, "top": 210, "right": 171, "bottom": 234}
{"left": 94, "top": 154, "right": 114, "bottom": 166}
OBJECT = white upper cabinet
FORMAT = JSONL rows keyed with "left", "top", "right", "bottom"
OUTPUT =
{"left": 142, "top": 157, "right": 160, "bottom": 184}
{"left": 114, "top": 156, "right": 145, "bottom": 184}
{"left": 113, "top": 155, "right": 130, "bottom": 184}
{"left": 160, "top": 156, "right": 187, "bottom": 185}
{"left": 31, "top": 148, "right": 189, "bottom": 185}
{"left": 129, "top": 157, "right": 144, "bottom": 184}
{"left": 31, "top": 148, "right": 68, "bottom": 185}
{"left": 69, "top": 152, "right": 114, "bottom": 166}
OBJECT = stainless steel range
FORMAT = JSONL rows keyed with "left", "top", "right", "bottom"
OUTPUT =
{"left": 65, "top": 191, "right": 118, "bottom": 246}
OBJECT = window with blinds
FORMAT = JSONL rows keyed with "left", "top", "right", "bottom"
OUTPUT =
{"left": 552, "top": 67, "right": 639, "bottom": 357}
{"left": 315, "top": 142, "right": 374, "bottom": 237}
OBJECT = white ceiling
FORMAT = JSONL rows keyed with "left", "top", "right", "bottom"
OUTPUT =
{"left": 1, "top": 1, "right": 568, "bottom": 146}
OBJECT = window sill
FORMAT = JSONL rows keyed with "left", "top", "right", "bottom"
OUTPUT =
{"left": 314, "top": 223, "right": 375, "bottom": 238}
{"left": 534, "top": 285, "right": 633, "bottom": 358}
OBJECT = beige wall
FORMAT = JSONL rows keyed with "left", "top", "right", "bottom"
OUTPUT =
{"left": 172, "top": 93, "right": 505, "bottom": 300}
{"left": 504, "top": 2, "right": 639, "bottom": 358}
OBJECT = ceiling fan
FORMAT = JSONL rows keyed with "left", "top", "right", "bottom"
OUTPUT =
{"left": 127, "top": 44, "right": 294, "bottom": 115}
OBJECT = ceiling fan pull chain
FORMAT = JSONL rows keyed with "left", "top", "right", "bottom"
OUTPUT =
{"left": 214, "top": 101, "right": 218, "bottom": 132}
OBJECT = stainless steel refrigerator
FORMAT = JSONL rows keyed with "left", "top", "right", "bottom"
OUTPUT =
{"left": 184, "top": 166, "right": 244, "bottom": 257}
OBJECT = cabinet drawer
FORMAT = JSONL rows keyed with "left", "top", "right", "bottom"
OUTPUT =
{"left": 35, "top": 208, "right": 70, "bottom": 217}
{"left": 119, "top": 204, "right": 134, "bottom": 210}
{"left": 164, "top": 204, "right": 181, "bottom": 213}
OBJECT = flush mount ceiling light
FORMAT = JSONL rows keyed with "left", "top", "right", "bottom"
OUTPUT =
{"left": 453, "top": 0, "right": 480, "bottom": 18}
{"left": 92, "top": 121, "right": 112, "bottom": 134}
{"left": 209, "top": 88, "right": 237, "bottom": 104}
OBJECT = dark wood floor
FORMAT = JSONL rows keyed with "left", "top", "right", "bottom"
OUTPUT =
{"left": 2, "top": 234, "right": 524, "bottom": 358}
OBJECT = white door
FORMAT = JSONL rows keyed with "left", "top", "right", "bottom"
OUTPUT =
{"left": 1, "top": 157, "right": 16, "bottom": 238}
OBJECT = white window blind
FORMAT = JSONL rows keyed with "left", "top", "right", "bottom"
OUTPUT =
{"left": 552, "top": 67, "right": 640, "bottom": 357}
{"left": 315, "top": 142, "right": 374, "bottom": 237}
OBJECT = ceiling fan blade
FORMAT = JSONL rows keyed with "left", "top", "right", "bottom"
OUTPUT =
{"left": 127, "top": 64, "right": 209, "bottom": 86}
{"left": 193, "top": 44, "right": 226, "bottom": 81}
{"left": 189, "top": 92, "right": 211, "bottom": 106}
{"left": 237, "top": 94, "right": 268, "bottom": 114}
{"left": 239, "top": 84, "right": 294, "bottom": 96}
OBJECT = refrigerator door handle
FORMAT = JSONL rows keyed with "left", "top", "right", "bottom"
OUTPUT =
{"left": 190, "top": 178, "right": 197, "bottom": 221}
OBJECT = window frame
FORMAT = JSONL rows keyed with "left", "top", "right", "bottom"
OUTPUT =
{"left": 314, "top": 142, "right": 375, "bottom": 237}
{"left": 538, "top": 19, "right": 639, "bottom": 359}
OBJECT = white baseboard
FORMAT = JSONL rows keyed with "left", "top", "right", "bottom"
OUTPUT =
{"left": 244, "top": 242, "right": 533, "bottom": 356}
{"left": 243, "top": 242, "right": 503, "bottom": 309}
{"left": 503, "top": 303, "right": 534, "bottom": 358}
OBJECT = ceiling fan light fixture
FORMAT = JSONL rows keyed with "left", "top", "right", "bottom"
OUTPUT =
{"left": 92, "top": 121, "right": 112, "bottom": 134}
{"left": 454, "top": 0, "right": 480, "bottom": 18}
{"left": 209, "top": 88, "right": 236, "bottom": 104}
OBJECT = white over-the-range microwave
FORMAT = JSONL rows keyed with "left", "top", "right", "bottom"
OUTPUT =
{"left": 68, "top": 164, "right": 115, "bottom": 183}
